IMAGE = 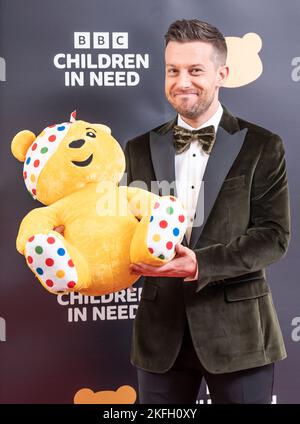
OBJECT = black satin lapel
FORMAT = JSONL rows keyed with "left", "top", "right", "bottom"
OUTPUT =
{"left": 189, "top": 127, "right": 248, "bottom": 249}
{"left": 149, "top": 128, "right": 177, "bottom": 197}
{"left": 149, "top": 126, "right": 189, "bottom": 246}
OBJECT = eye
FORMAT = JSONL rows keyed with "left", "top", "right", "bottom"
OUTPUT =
{"left": 190, "top": 68, "right": 203, "bottom": 75}
{"left": 86, "top": 131, "right": 96, "bottom": 138}
{"left": 167, "top": 68, "right": 178, "bottom": 75}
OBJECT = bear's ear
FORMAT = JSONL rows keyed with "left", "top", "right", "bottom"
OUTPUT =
{"left": 11, "top": 130, "right": 36, "bottom": 162}
{"left": 93, "top": 124, "right": 111, "bottom": 135}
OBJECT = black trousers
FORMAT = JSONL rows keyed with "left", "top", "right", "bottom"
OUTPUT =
{"left": 137, "top": 324, "right": 274, "bottom": 404}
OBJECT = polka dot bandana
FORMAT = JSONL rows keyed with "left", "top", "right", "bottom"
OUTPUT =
{"left": 23, "top": 111, "right": 76, "bottom": 199}
{"left": 25, "top": 233, "right": 78, "bottom": 294}
{"left": 147, "top": 196, "right": 187, "bottom": 260}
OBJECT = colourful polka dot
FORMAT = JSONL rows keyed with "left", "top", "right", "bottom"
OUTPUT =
{"left": 48, "top": 124, "right": 56, "bottom": 128}
{"left": 23, "top": 171, "right": 27, "bottom": 179}
{"left": 153, "top": 234, "right": 161, "bottom": 242}
{"left": 148, "top": 247, "right": 154, "bottom": 254}
{"left": 159, "top": 220, "right": 168, "bottom": 228}
{"left": 46, "top": 279, "right": 54, "bottom": 287}
{"left": 68, "top": 259, "right": 74, "bottom": 267}
{"left": 57, "top": 248, "right": 65, "bottom": 256}
{"left": 27, "top": 256, "right": 33, "bottom": 264}
{"left": 179, "top": 215, "right": 185, "bottom": 223}
{"left": 154, "top": 202, "right": 160, "bottom": 209}
{"left": 30, "top": 174, "right": 35, "bottom": 183}
{"left": 36, "top": 267, "right": 43, "bottom": 275}
{"left": 166, "top": 206, "right": 174, "bottom": 214}
{"left": 26, "top": 157, "right": 31, "bottom": 165}
{"left": 34, "top": 159, "right": 40, "bottom": 168}
{"left": 159, "top": 254, "right": 165, "bottom": 260}
{"left": 56, "top": 270, "right": 65, "bottom": 278}
{"left": 47, "top": 237, "right": 55, "bottom": 244}
{"left": 32, "top": 189, "right": 36, "bottom": 195}
{"left": 169, "top": 196, "right": 176, "bottom": 202}
{"left": 57, "top": 126, "right": 65, "bottom": 131}
{"left": 149, "top": 216, "right": 153, "bottom": 222}
{"left": 67, "top": 281, "right": 76, "bottom": 288}
{"left": 39, "top": 130, "right": 45, "bottom": 137}
{"left": 31, "top": 143, "right": 37, "bottom": 151}
{"left": 35, "top": 246, "right": 43, "bottom": 254}
{"left": 28, "top": 236, "right": 35, "bottom": 242}
{"left": 166, "top": 241, "right": 173, "bottom": 250}
{"left": 173, "top": 228, "right": 179, "bottom": 236}
{"left": 45, "top": 258, "right": 54, "bottom": 266}
{"left": 48, "top": 135, "right": 56, "bottom": 142}
{"left": 41, "top": 147, "right": 48, "bottom": 154}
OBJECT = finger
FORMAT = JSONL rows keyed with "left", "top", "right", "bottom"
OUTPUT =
{"left": 175, "top": 243, "right": 181, "bottom": 253}
{"left": 130, "top": 262, "right": 175, "bottom": 277}
{"left": 134, "top": 262, "right": 173, "bottom": 272}
{"left": 130, "top": 264, "right": 155, "bottom": 274}
{"left": 54, "top": 225, "right": 65, "bottom": 235}
{"left": 175, "top": 243, "right": 186, "bottom": 256}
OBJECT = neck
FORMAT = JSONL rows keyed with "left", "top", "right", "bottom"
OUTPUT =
{"left": 180, "top": 97, "right": 219, "bottom": 129}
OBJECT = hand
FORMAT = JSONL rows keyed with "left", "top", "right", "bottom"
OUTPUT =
{"left": 129, "top": 243, "right": 198, "bottom": 279}
{"left": 53, "top": 225, "right": 65, "bottom": 235}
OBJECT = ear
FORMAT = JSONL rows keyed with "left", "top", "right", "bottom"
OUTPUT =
{"left": 244, "top": 32, "right": 262, "bottom": 53}
{"left": 217, "top": 65, "right": 229, "bottom": 87}
{"left": 11, "top": 130, "right": 36, "bottom": 162}
{"left": 93, "top": 123, "right": 112, "bottom": 135}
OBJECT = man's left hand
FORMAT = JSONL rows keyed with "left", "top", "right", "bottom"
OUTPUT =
{"left": 129, "top": 243, "right": 198, "bottom": 279}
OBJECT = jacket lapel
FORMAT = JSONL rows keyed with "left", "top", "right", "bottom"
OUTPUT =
{"left": 149, "top": 118, "right": 190, "bottom": 246}
{"left": 149, "top": 118, "right": 177, "bottom": 196}
{"left": 189, "top": 109, "right": 247, "bottom": 249}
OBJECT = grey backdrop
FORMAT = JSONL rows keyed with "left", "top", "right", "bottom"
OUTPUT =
{"left": 0, "top": 0, "right": 299, "bottom": 403}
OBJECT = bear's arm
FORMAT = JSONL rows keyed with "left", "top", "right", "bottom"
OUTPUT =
{"left": 16, "top": 205, "right": 60, "bottom": 254}
{"left": 120, "top": 186, "right": 159, "bottom": 220}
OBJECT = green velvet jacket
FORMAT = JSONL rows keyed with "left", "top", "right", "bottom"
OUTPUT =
{"left": 124, "top": 106, "right": 290, "bottom": 374}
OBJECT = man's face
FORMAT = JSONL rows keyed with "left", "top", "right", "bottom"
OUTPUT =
{"left": 165, "top": 41, "right": 227, "bottom": 120}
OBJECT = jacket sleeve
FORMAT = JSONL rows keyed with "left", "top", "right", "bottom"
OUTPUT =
{"left": 194, "top": 134, "right": 291, "bottom": 291}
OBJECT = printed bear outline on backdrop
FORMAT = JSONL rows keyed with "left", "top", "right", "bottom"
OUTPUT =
{"left": 74, "top": 385, "right": 136, "bottom": 404}
{"left": 224, "top": 33, "right": 263, "bottom": 88}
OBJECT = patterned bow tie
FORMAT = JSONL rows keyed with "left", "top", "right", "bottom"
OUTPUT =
{"left": 173, "top": 124, "right": 216, "bottom": 155}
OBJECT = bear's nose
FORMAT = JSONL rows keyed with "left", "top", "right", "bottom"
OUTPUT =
{"left": 69, "top": 139, "right": 85, "bottom": 148}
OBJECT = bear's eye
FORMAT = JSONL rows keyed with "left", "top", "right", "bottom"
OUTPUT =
{"left": 86, "top": 131, "right": 96, "bottom": 138}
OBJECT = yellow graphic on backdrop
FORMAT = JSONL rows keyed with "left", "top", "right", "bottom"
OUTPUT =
{"left": 224, "top": 33, "right": 263, "bottom": 87}
{"left": 74, "top": 385, "right": 137, "bottom": 404}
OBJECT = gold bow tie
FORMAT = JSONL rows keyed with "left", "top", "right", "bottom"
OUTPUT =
{"left": 173, "top": 124, "right": 216, "bottom": 155}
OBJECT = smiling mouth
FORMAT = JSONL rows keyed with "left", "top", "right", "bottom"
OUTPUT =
{"left": 175, "top": 93, "right": 198, "bottom": 97}
{"left": 71, "top": 154, "right": 93, "bottom": 167}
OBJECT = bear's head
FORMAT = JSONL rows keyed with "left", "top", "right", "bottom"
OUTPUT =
{"left": 224, "top": 33, "right": 263, "bottom": 88}
{"left": 11, "top": 112, "right": 125, "bottom": 205}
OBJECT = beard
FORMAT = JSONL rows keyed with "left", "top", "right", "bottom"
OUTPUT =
{"left": 168, "top": 91, "right": 215, "bottom": 120}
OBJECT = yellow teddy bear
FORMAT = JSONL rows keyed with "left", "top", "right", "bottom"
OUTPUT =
{"left": 11, "top": 112, "right": 187, "bottom": 296}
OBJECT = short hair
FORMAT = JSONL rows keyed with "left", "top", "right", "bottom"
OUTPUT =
{"left": 164, "top": 19, "right": 227, "bottom": 65}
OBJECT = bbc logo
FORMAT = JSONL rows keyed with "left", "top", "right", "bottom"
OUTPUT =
{"left": 0, "top": 56, "right": 6, "bottom": 81}
{"left": 74, "top": 32, "right": 128, "bottom": 49}
{"left": 0, "top": 317, "right": 6, "bottom": 341}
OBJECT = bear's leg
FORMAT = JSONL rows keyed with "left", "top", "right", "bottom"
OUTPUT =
{"left": 24, "top": 231, "right": 91, "bottom": 294}
{"left": 130, "top": 196, "right": 187, "bottom": 265}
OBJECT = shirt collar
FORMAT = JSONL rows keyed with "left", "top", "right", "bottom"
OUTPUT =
{"left": 177, "top": 102, "right": 223, "bottom": 132}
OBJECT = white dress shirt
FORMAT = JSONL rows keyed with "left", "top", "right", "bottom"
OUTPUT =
{"left": 175, "top": 102, "right": 223, "bottom": 245}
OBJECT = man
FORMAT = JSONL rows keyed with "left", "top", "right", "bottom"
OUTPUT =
{"left": 124, "top": 19, "right": 290, "bottom": 404}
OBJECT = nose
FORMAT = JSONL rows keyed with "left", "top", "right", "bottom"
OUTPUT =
{"left": 69, "top": 139, "right": 85, "bottom": 148}
{"left": 177, "top": 71, "right": 192, "bottom": 89}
